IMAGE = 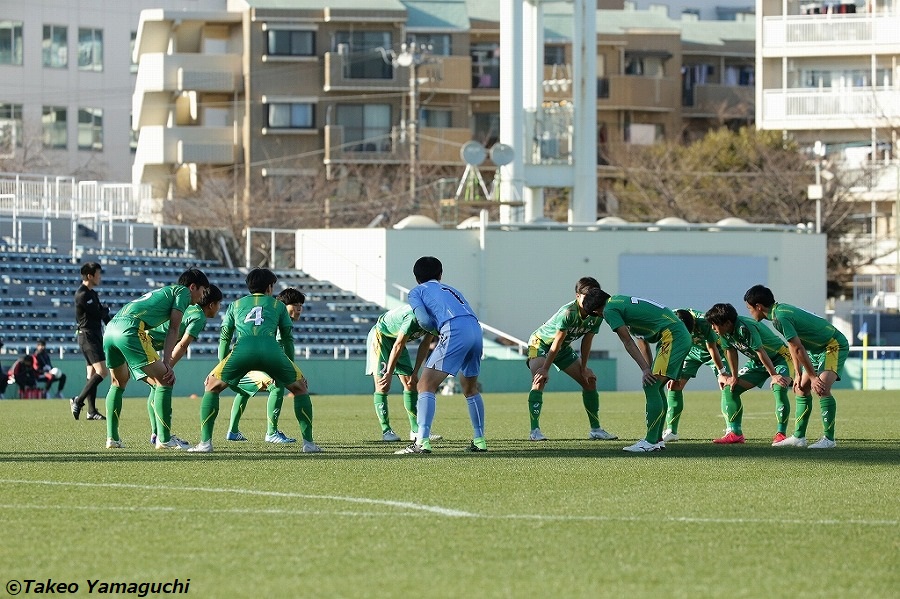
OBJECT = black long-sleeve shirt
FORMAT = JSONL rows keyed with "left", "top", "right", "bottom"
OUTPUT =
{"left": 74, "top": 284, "right": 111, "bottom": 335}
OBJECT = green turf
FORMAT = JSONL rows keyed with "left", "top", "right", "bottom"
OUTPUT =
{"left": 1, "top": 389, "right": 897, "bottom": 598}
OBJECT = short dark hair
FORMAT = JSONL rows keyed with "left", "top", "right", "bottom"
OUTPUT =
{"left": 675, "top": 309, "right": 695, "bottom": 333}
{"left": 246, "top": 268, "right": 278, "bottom": 294}
{"left": 36, "top": 338, "right": 47, "bottom": 346}
{"left": 199, "top": 284, "right": 223, "bottom": 307}
{"left": 705, "top": 303, "right": 737, "bottom": 326}
{"left": 595, "top": 288, "right": 611, "bottom": 310}
{"left": 582, "top": 287, "right": 605, "bottom": 314}
{"left": 177, "top": 268, "right": 210, "bottom": 288}
{"left": 575, "top": 276, "right": 601, "bottom": 295}
{"left": 744, "top": 284, "right": 776, "bottom": 308}
{"left": 276, "top": 288, "right": 306, "bottom": 306}
{"left": 80, "top": 262, "right": 102, "bottom": 277}
{"left": 413, "top": 256, "right": 442, "bottom": 284}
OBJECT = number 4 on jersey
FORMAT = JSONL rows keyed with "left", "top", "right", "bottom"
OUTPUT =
{"left": 244, "top": 305, "right": 264, "bottom": 325}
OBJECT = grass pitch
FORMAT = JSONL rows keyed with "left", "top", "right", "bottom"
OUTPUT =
{"left": 0, "top": 389, "right": 897, "bottom": 598}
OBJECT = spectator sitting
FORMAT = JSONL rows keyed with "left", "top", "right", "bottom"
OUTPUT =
{"left": 32, "top": 339, "right": 67, "bottom": 399}
{"left": 0, "top": 338, "right": 7, "bottom": 399}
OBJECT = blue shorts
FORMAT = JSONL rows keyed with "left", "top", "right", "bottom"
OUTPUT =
{"left": 426, "top": 315, "right": 482, "bottom": 378}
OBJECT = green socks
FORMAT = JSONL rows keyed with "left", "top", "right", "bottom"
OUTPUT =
{"left": 199, "top": 391, "right": 220, "bottom": 443}
{"left": 820, "top": 395, "right": 836, "bottom": 440}
{"left": 267, "top": 386, "right": 284, "bottom": 436}
{"left": 403, "top": 390, "right": 418, "bottom": 433}
{"left": 147, "top": 389, "right": 157, "bottom": 436}
{"left": 105, "top": 385, "right": 124, "bottom": 441}
{"left": 773, "top": 384, "right": 789, "bottom": 434}
{"left": 153, "top": 385, "right": 173, "bottom": 443}
{"left": 528, "top": 389, "right": 543, "bottom": 430}
{"left": 794, "top": 394, "right": 812, "bottom": 438}
{"left": 666, "top": 388, "right": 683, "bottom": 434}
{"left": 229, "top": 393, "right": 249, "bottom": 434}
{"left": 582, "top": 389, "right": 600, "bottom": 429}
{"left": 373, "top": 392, "right": 390, "bottom": 433}
{"left": 294, "top": 393, "right": 314, "bottom": 442}
{"left": 721, "top": 385, "right": 744, "bottom": 435}
{"left": 643, "top": 380, "right": 666, "bottom": 442}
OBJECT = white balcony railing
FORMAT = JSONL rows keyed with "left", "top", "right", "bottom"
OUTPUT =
{"left": 762, "top": 14, "right": 900, "bottom": 49}
{"left": 762, "top": 88, "right": 900, "bottom": 122}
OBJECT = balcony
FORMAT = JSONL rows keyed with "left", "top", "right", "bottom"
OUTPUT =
{"left": 761, "top": 88, "right": 900, "bottom": 129}
{"left": 323, "top": 125, "right": 472, "bottom": 166}
{"left": 761, "top": 15, "right": 900, "bottom": 56}
{"left": 417, "top": 56, "right": 473, "bottom": 94}
{"left": 597, "top": 75, "right": 678, "bottom": 112}
{"left": 418, "top": 127, "right": 473, "bottom": 164}
{"left": 683, "top": 84, "right": 754, "bottom": 119}
{"left": 323, "top": 52, "right": 405, "bottom": 92}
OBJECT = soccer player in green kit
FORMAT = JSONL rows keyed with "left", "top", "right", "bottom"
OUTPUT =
{"left": 102, "top": 267, "right": 210, "bottom": 449}
{"left": 744, "top": 284, "right": 848, "bottom": 449}
{"left": 704, "top": 303, "right": 794, "bottom": 445}
{"left": 224, "top": 288, "right": 321, "bottom": 452}
{"left": 145, "top": 284, "right": 223, "bottom": 448}
{"left": 663, "top": 308, "right": 728, "bottom": 442}
{"left": 365, "top": 303, "right": 439, "bottom": 442}
{"left": 595, "top": 290, "right": 692, "bottom": 453}
{"left": 187, "top": 269, "right": 312, "bottom": 453}
{"left": 525, "top": 277, "right": 617, "bottom": 442}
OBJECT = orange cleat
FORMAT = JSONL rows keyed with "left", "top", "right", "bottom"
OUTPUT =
{"left": 713, "top": 431, "right": 745, "bottom": 444}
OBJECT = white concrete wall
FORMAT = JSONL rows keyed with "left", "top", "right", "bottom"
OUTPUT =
{"left": 294, "top": 226, "right": 827, "bottom": 390}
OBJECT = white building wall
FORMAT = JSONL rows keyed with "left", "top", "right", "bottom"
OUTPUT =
{"left": 294, "top": 227, "right": 826, "bottom": 390}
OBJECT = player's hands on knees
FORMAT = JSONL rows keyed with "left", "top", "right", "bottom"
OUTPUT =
{"left": 584, "top": 367, "right": 597, "bottom": 387}
{"left": 640, "top": 368, "right": 657, "bottom": 387}
{"left": 161, "top": 364, "right": 176, "bottom": 386}
{"left": 812, "top": 375, "right": 827, "bottom": 396}
{"left": 532, "top": 367, "right": 549, "bottom": 387}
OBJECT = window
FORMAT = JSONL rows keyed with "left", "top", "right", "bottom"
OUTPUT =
{"left": 408, "top": 33, "right": 451, "bottom": 56}
{"left": 544, "top": 45, "right": 565, "bottom": 66}
{"left": 130, "top": 31, "right": 137, "bottom": 73}
{"left": 473, "top": 112, "right": 500, "bottom": 147}
{"left": 471, "top": 43, "right": 500, "bottom": 89}
{"left": 78, "top": 28, "right": 103, "bottom": 71}
{"left": 129, "top": 112, "right": 138, "bottom": 153}
{"left": 43, "top": 25, "right": 68, "bottom": 68}
{"left": 78, "top": 108, "right": 102, "bottom": 150}
{"left": 333, "top": 31, "right": 392, "bottom": 79}
{"left": 267, "top": 103, "right": 315, "bottom": 129}
{"left": 267, "top": 30, "right": 315, "bottom": 56}
{"left": 0, "top": 21, "right": 23, "bottom": 65}
{"left": 335, "top": 104, "right": 391, "bottom": 151}
{"left": 0, "top": 103, "right": 23, "bottom": 147}
{"left": 421, "top": 108, "right": 451, "bottom": 128}
{"left": 42, "top": 106, "right": 67, "bottom": 149}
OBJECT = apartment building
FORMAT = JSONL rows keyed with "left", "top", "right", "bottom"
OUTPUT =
{"left": 0, "top": 0, "right": 226, "bottom": 181}
{"left": 756, "top": 0, "right": 900, "bottom": 279}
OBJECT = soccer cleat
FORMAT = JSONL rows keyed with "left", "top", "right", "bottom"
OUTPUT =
{"left": 106, "top": 438, "right": 125, "bottom": 449}
{"left": 394, "top": 443, "right": 431, "bottom": 455}
{"left": 188, "top": 440, "right": 213, "bottom": 453}
{"left": 622, "top": 439, "right": 660, "bottom": 453}
{"left": 302, "top": 440, "right": 323, "bottom": 453}
{"left": 70, "top": 397, "right": 81, "bottom": 420}
{"left": 772, "top": 432, "right": 787, "bottom": 444}
{"left": 265, "top": 431, "right": 296, "bottom": 444}
{"left": 410, "top": 431, "right": 443, "bottom": 442}
{"left": 772, "top": 435, "right": 807, "bottom": 448}
{"left": 155, "top": 436, "right": 189, "bottom": 450}
{"left": 662, "top": 429, "right": 679, "bottom": 443}
{"left": 149, "top": 433, "right": 157, "bottom": 446}
{"left": 529, "top": 427, "right": 548, "bottom": 441}
{"left": 465, "top": 441, "right": 488, "bottom": 452}
{"left": 653, "top": 440, "right": 666, "bottom": 451}
{"left": 225, "top": 431, "right": 247, "bottom": 441}
{"left": 713, "top": 431, "right": 745, "bottom": 444}
{"left": 808, "top": 436, "right": 836, "bottom": 449}
{"left": 589, "top": 427, "right": 618, "bottom": 440}
{"left": 382, "top": 429, "right": 401, "bottom": 442}
{"left": 85, "top": 412, "right": 106, "bottom": 421}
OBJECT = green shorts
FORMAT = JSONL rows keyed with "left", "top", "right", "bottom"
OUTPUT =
{"left": 736, "top": 355, "right": 791, "bottom": 388}
{"left": 811, "top": 339, "right": 848, "bottom": 379}
{"left": 229, "top": 371, "right": 276, "bottom": 397}
{"left": 365, "top": 328, "right": 414, "bottom": 377}
{"left": 678, "top": 346, "right": 719, "bottom": 379}
{"left": 651, "top": 326, "right": 692, "bottom": 381}
{"left": 103, "top": 317, "right": 159, "bottom": 376}
{"left": 211, "top": 338, "right": 303, "bottom": 388}
{"left": 526, "top": 340, "right": 579, "bottom": 371}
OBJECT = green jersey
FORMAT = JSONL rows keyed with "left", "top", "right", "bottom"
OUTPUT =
{"left": 603, "top": 295, "right": 681, "bottom": 343}
{"left": 219, "top": 294, "right": 294, "bottom": 360}
{"left": 374, "top": 304, "right": 431, "bottom": 341}
{"left": 680, "top": 308, "right": 718, "bottom": 350}
{"left": 718, "top": 315, "right": 787, "bottom": 361}
{"left": 530, "top": 300, "right": 603, "bottom": 348}
{"left": 147, "top": 304, "right": 207, "bottom": 351}
{"left": 769, "top": 302, "right": 849, "bottom": 352}
{"left": 111, "top": 285, "right": 191, "bottom": 329}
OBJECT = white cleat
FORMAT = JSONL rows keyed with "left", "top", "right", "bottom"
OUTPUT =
{"left": 302, "top": 440, "right": 323, "bottom": 453}
{"left": 188, "top": 440, "right": 213, "bottom": 453}
{"left": 589, "top": 427, "right": 618, "bottom": 440}
{"left": 622, "top": 439, "right": 661, "bottom": 453}
{"left": 808, "top": 436, "right": 836, "bottom": 449}
{"left": 772, "top": 435, "right": 807, "bottom": 448}
{"left": 529, "top": 427, "right": 548, "bottom": 441}
{"left": 662, "top": 429, "right": 679, "bottom": 443}
{"left": 410, "top": 432, "right": 443, "bottom": 442}
{"left": 382, "top": 429, "right": 401, "bottom": 442}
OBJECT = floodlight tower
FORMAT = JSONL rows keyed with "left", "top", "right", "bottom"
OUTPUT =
{"left": 499, "top": 0, "right": 597, "bottom": 224}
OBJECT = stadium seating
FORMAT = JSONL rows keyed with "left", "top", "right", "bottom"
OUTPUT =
{"left": 0, "top": 242, "right": 380, "bottom": 360}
